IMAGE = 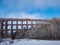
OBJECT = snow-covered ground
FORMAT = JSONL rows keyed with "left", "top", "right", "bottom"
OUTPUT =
{"left": 0, "top": 39, "right": 60, "bottom": 45}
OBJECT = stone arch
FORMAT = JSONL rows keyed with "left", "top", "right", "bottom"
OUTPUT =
{"left": 23, "top": 25, "right": 27, "bottom": 30}
{"left": 28, "top": 21, "right": 31, "bottom": 24}
{"left": 23, "top": 21, "right": 26, "bottom": 24}
{"left": 18, "top": 25, "right": 21, "bottom": 29}
{"left": 28, "top": 25, "right": 31, "bottom": 29}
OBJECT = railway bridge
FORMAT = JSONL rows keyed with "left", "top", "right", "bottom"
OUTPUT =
{"left": 0, "top": 18, "right": 51, "bottom": 39}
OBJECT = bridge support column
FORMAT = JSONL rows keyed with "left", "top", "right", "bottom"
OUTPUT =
{"left": 11, "top": 20, "right": 13, "bottom": 39}
{"left": 26, "top": 21, "right": 28, "bottom": 30}
{"left": 0, "top": 20, "right": 2, "bottom": 38}
{"left": 21, "top": 21, "right": 23, "bottom": 30}
{"left": 31, "top": 21, "right": 33, "bottom": 29}
{"left": 5, "top": 20, "right": 8, "bottom": 37}
{"left": 1, "top": 20, "right": 3, "bottom": 38}
{"left": 16, "top": 20, "right": 18, "bottom": 32}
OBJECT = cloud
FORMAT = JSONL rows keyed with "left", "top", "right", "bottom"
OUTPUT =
{"left": 2, "top": 0, "right": 60, "bottom": 12}
{"left": 0, "top": 0, "right": 60, "bottom": 18}
{"left": 5, "top": 12, "right": 45, "bottom": 19}
{"left": 2, "top": 0, "right": 60, "bottom": 10}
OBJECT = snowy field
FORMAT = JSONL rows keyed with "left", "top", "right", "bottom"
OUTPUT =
{"left": 0, "top": 39, "right": 60, "bottom": 45}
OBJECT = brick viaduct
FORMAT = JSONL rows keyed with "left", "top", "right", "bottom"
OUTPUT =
{"left": 0, "top": 18, "right": 51, "bottom": 39}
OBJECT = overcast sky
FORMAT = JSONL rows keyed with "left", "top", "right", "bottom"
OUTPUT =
{"left": 0, "top": 0, "right": 60, "bottom": 19}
